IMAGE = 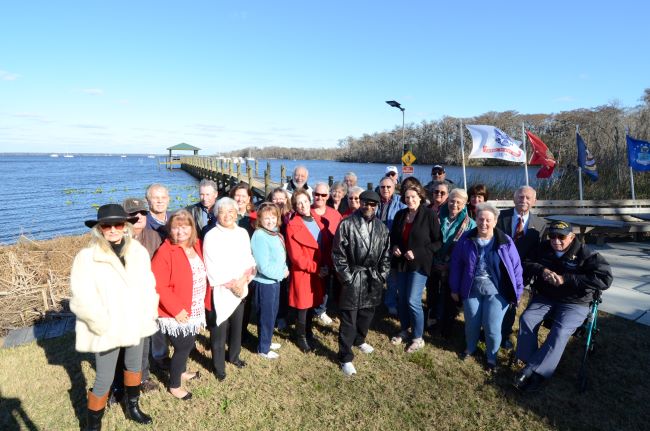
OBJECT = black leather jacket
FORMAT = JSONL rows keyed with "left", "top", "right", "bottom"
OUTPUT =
{"left": 332, "top": 212, "right": 391, "bottom": 310}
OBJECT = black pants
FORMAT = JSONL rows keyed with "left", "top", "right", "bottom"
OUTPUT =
{"left": 296, "top": 307, "right": 315, "bottom": 337}
{"left": 338, "top": 307, "right": 375, "bottom": 363}
{"left": 168, "top": 332, "right": 196, "bottom": 388}
{"left": 210, "top": 301, "right": 244, "bottom": 375}
{"left": 242, "top": 282, "right": 256, "bottom": 339}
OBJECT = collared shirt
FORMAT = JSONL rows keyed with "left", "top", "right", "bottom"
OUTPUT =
{"left": 511, "top": 211, "right": 530, "bottom": 237}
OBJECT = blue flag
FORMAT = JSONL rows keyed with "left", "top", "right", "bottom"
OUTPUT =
{"left": 576, "top": 132, "right": 598, "bottom": 181}
{"left": 626, "top": 135, "right": 650, "bottom": 172}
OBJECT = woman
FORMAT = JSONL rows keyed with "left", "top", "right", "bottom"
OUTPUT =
{"left": 251, "top": 203, "right": 289, "bottom": 359}
{"left": 286, "top": 189, "right": 331, "bottom": 352}
{"left": 467, "top": 184, "right": 489, "bottom": 219}
{"left": 427, "top": 189, "right": 476, "bottom": 338}
{"left": 230, "top": 182, "right": 257, "bottom": 237}
{"left": 389, "top": 184, "right": 442, "bottom": 353}
{"left": 269, "top": 187, "right": 294, "bottom": 227}
{"left": 327, "top": 181, "right": 349, "bottom": 214}
{"left": 449, "top": 202, "right": 524, "bottom": 372}
{"left": 70, "top": 204, "right": 159, "bottom": 429}
{"left": 341, "top": 186, "right": 364, "bottom": 218}
{"left": 203, "top": 198, "right": 256, "bottom": 381}
{"left": 151, "top": 209, "right": 210, "bottom": 400}
{"left": 428, "top": 181, "right": 449, "bottom": 216}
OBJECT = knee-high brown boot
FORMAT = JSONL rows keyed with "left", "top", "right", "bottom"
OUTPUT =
{"left": 86, "top": 390, "right": 109, "bottom": 431}
{"left": 123, "top": 370, "right": 153, "bottom": 425}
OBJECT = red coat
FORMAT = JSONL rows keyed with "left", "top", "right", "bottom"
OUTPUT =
{"left": 151, "top": 239, "right": 212, "bottom": 318}
{"left": 285, "top": 211, "right": 332, "bottom": 309}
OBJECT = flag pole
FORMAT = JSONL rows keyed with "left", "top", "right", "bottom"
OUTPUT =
{"left": 626, "top": 127, "right": 636, "bottom": 200}
{"left": 460, "top": 120, "right": 467, "bottom": 191}
{"left": 522, "top": 123, "right": 529, "bottom": 186}
{"left": 577, "top": 125, "right": 583, "bottom": 200}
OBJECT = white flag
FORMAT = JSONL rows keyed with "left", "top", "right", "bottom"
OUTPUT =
{"left": 466, "top": 125, "right": 525, "bottom": 163}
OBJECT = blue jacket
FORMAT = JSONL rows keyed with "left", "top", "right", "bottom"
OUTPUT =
{"left": 449, "top": 227, "right": 524, "bottom": 304}
{"left": 251, "top": 228, "right": 288, "bottom": 284}
{"left": 376, "top": 194, "right": 406, "bottom": 231}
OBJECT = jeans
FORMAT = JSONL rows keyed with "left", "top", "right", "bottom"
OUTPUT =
{"left": 253, "top": 280, "right": 280, "bottom": 354}
{"left": 383, "top": 269, "right": 398, "bottom": 310}
{"left": 396, "top": 270, "right": 428, "bottom": 339}
{"left": 463, "top": 291, "right": 509, "bottom": 364}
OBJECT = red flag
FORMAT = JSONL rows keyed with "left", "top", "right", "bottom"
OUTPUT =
{"left": 526, "top": 130, "right": 556, "bottom": 178}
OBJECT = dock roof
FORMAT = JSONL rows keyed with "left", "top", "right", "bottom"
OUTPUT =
{"left": 166, "top": 143, "right": 201, "bottom": 151}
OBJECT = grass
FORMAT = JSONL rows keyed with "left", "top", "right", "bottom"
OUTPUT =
{"left": 1, "top": 301, "right": 649, "bottom": 431}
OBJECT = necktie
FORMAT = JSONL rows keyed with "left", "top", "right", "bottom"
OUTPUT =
{"left": 514, "top": 216, "right": 524, "bottom": 241}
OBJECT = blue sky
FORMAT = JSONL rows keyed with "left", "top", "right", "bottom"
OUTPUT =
{"left": 1, "top": 1, "right": 648, "bottom": 154}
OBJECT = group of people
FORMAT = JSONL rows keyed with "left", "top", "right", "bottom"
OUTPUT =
{"left": 70, "top": 164, "right": 613, "bottom": 430}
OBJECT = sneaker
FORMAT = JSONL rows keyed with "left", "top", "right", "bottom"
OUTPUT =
{"left": 406, "top": 338, "right": 425, "bottom": 353}
{"left": 317, "top": 312, "right": 333, "bottom": 325}
{"left": 270, "top": 342, "right": 281, "bottom": 351}
{"left": 356, "top": 343, "right": 374, "bottom": 354}
{"left": 391, "top": 331, "right": 409, "bottom": 345}
{"left": 259, "top": 351, "right": 280, "bottom": 360}
{"left": 341, "top": 362, "right": 357, "bottom": 376}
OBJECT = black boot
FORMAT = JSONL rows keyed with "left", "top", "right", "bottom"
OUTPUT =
{"left": 295, "top": 321, "right": 312, "bottom": 353}
{"left": 86, "top": 390, "right": 108, "bottom": 431}
{"left": 123, "top": 371, "right": 153, "bottom": 425}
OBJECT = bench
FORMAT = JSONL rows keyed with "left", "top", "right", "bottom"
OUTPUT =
{"left": 492, "top": 199, "right": 650, "bottom": 242}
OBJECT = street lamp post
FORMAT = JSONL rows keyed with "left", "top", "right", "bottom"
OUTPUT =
{"left": 385, "top": 100, "right": 405, "bottom": 173}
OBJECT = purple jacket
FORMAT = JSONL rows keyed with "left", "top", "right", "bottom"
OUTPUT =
{"left": 449, "top": 227, "right": 524, "bottom": 304}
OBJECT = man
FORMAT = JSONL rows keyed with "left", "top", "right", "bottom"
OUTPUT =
{"left": 424, "top": 164, "right": 453, "bottom": 200}
{"left": 376, "top": 176, "right": 406, "bottom": 316}
{"left": 312, "top": 182, "right": 342, "bottom": 326}
{"left": 384, "top": 166, "right": 399, "bottom": 185}
{"left": 145, "top": 183, "right": 171, "bottom": 239}
{"left": 186, "top": 179, "right": 218, "bottom": 238}
{"left": 496, "top": 185, "right": 547, "bottom": 348}
{"left": 332, "top": 190, "right": 391, "bottom": 376}
{"left": 513, "top": 221, "right": 612, "bottom": 393}
{"left": 283, "top": 165, "right": 313, "bottom": 200}
{"left": 343, "top": 172, "right": 358, "bottom": 189}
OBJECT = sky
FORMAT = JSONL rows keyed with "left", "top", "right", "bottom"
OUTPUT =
{"left": 1, "top": 1, "right": 648, "bottom": 154}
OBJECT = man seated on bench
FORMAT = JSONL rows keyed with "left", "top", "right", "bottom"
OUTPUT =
{"left": 513, "top": 221, "right": 613, "bottom": 393}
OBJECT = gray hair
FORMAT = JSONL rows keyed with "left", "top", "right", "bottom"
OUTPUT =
{"left": 199, "top": 178, "right": 218, "bottom": 193}
{"left": 348, "top": 186, "right": 364, "bottom": 196}
{"left": 331, "top": 181, "right": 347, "bottom": 194}
{"left": 214, "top": 197, "right": 238, "bottom": 215}
{"left": 514, "top": 185, "right": 537, "bottom": 199}
{"left": 145, "top": 183, "right": 169, "bottom": 201}
{"left": 475, "top": 202, "right": 500, "bottom": 219}
{"left": 293, "top": 165, "right": 309, "bottom": 176}
{"left": 313, "top": 182, "right": 330, "bottom": 193}
{"left": 448, "top": 188, "right": 468, "bottom": 202}
{"left": 344, "top": 172, "right": 357, "bottom": 181}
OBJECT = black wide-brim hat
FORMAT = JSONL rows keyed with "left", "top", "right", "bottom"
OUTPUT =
{"left": 85, "top": 204, "right": 139, "bottom": 228}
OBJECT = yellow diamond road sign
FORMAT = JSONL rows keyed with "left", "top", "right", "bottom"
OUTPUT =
{"left": 402, "top": 150, "right": 416, "bottom": 166}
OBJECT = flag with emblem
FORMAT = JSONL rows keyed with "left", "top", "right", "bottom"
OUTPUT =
{"left": 626, "top": 135, "right": 650, "bottom": 172}
{"left": 526, "top": 130, "right": 556, "bottom": 178}
{"left": 576, "top": 132, "right": 598, "bottom": 181}
{"left": 466, "top": 125, "right": 526, "bottom": 163}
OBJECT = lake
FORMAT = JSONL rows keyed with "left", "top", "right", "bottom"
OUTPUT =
{"left": 0, "top": 154, "right": 540, "bottom": 244}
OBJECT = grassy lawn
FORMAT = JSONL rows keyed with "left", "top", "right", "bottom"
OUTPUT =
{"left": 1, "top": 304, "right": 649, "bottom": 431}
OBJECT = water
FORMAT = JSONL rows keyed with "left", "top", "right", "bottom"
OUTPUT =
{"left": 0, "top": 154, "right": 540, "bottom": 244}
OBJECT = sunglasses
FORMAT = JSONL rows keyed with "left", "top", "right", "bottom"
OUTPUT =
{"left": 100, "top": 222, "right": 125, "bottom": 231}
{"left": 362, "top": 201, "right": 378, "bottom": 207}
{"left": 129, "top": 210, "right": 148, "bottom": 217}
{"left": 313, "top": 193, "right": 329, "bottom": 198}
{"left": 549, "top": 233, "right": 569, "bottom": 240}
{"left": 433, "top": 190, "right": 447, "bottom": 195}
{"left": 387, "top": 172, "right": 397, "bottom": 176}
{"left": 379, "top": 185, "right": 392, "bottom": 189}
{"left": 431, "top": 170, "right": 444, "bottom": 175}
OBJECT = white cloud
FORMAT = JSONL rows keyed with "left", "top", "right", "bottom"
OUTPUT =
{"left": 12, "top": 112, "right": 51, "bottom": 123}
{"left": 81, "top": 88, "right": 104, "bottom": 96}
{"left": 0, "top": 70, "right": 19, "bottom": 81}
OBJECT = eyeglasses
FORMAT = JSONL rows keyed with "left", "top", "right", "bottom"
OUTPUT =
{"left": 387, "top": 172, "right": 397, "bottom": 177}
{"left": 314, "top": 193, "right": 329, "bottom": 198}
{"left": 100, "top": 222, "right": 125, "bottom": 231}
{"left": 362, "top": 201, "right": 378, "bottom": 207}
{"left": 379, "top": 186, "right": 392, "bottom": 189}
{"left": 129, "top": 210, "right": 148, "bottom": 217}
{"left": 432, "top": 170, "right": 444, "bottom": 175}
{"left": 348, "top": 197, "right": 360, "bottom": 201}
{"left": 549, "top": 233, "right": 569, "bottom": 240}
{"left": 433, "top": 190, "right": 447, "bottom": 195}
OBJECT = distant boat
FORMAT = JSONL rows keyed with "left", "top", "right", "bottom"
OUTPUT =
{"left": 63, "top": 154, "right": 74, "bottom": 158}
{"left": 147, "top": 155, "right": 156, "bottom": 159}
{"left": 120, "top": 155, "right": 127, "bottom": 158}
{"left": 50, "top": 154, "right": 59, "bottom": 158}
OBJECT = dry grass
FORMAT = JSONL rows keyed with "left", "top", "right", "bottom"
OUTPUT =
{"left": 1, "top": 303, "right": 649, "bottom": 431}
{"left": 0, "top": 235, "right": 89, "bottom": 335}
